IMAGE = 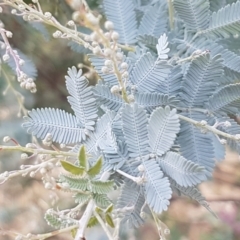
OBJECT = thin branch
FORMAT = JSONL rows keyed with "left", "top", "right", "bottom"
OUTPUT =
{"left": 178, "top": 114, "right": 240, "bottom": 141}
{"left": 74, "top": 171, "right": 111, "bottom": 240}
{"left": 93, "top": 210, "right": 114, "bottom": 240}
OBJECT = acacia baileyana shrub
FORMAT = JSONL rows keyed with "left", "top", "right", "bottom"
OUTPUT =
{"left": 1, "top": 0, "right": 240, "bottom": 239}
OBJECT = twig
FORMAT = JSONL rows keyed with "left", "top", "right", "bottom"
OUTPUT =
{"left": 93, "top": 210, "right": 114, "bottom": 240}
{"left": 178, "top": 114, "right": 240, "bottom": 141}
{"left": 74, "top": 171, "right": 111, "bottom": 240}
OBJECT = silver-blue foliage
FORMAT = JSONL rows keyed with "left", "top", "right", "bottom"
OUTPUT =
{"left": 22, "top": 0, "right": 240, "bottom": 229}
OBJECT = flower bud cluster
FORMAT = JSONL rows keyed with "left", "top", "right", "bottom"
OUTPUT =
{"left": 18, "top": 75, "right": 37, "bottom": 93}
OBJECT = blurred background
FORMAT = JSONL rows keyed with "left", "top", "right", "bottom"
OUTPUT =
{"left": 1, "top": 1, "right": 240, "bottom": 239}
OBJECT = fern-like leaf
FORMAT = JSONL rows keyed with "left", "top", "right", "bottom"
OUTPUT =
{"left": 143, "top": 160, "right": 172, "bottom": 214}
{"left": 73, "top": 193, "right": 91, "bottom": 204}
{"left": 91, "top": 180, "right": 114, "bottom": 194}
{"left": 202, "top": 1, "right": 240, "bottom": 38}
{"left": 66, "top": 66, "right": 97, "bottom": 131}
{"left": 129, "top": 52, "right": 171, "bottom": 93}
{"left": 170, "top": 179, "right": 216, "bottom": 217}
{"left": 94, "top": 83, "right": 124, "bottom": 111}
{"left": 93, "top": 194, "right": 112, "bottom": 208}
{"left": 44, "top": 212, "right": 62, "bottom": 228}
{"left": 138, "top": 3, "right": 167, "bottom": 38}
{"left": 122, "top": 104, "right": 149, "bottom": 158}
{"left": 180, "top": 54, "right": 223, "bottom": 108}
{"left": 148, "top": 106, "right": 180, "bottom": 156}
{"left": 59, "top": 175, "right": 89, "bottom": 191}
{"left": 22, "top": 108, "right": 85, "bottom": 144}
{"left": 135, "top": 92, "right": 178, "bottom": 113}
{"left": 158, "top": 152, "right": 206, "bottom": 187}
{"left": 173, "top": 0, "right": 210, "bottom": 31}
{"left": 207, "top": 83, "right": 240, "bottom": 114}
{"left": 116, "top": 183, "right": 145, "bottom": 228}
{"left": 178, "top": 113, "right": 215, "bottom": 178}
{"left": 103, "top": 0, "right": 137, "bottom": 44}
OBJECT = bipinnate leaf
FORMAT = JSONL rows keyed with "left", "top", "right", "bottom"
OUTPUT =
{"left": 143, "top": 160, "right": 172, "bottom": 214}
{"left": 87, "top": 157, "right": 103, "bottom": 177}
{"left": 148, "top": 106, "right": 180, "bottom": 156}
{"left": 158, "top": 152, "right": 207, "bottom": 187}
{"left": 60, "top": 160, "right": 85, "bottom": 175}
{"left": 78, "top": 145, "right": 87, "bottom": 169}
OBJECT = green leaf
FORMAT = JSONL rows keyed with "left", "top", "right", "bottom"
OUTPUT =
{"left": 60, "top": 160, "right": 85, "bottom": 175}
{"left": 78, "top": 145, "right": 87, "bottom": 169}
{"left": 90, "top": 180, "right": 114, "bottom": 194}
{"left": 87, "top": 216, "right": 98, "bottom": 228}
{"left": 44, "top": 212, "right": 62, "bottom": 228}
{"left": 60, "top": 175, "right": 89, "bottom": 191}
{"left": 105, "top": 213, "right": 115, "bottom": 228}
{"left": 93, "top": 194, "right": 112, "bottom": 208}
{"left": 71, "top": 228, "right": 77, "bottom": 238}
{"left": 87, "top": 156, "right": 102, "bottom": 177}
{"left": 74, "top": 192, "right": 91, "bottom": 204}
{"left": 105, "top": 204, "right": 113, "bottom": 213}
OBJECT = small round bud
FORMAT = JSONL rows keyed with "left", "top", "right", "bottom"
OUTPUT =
{"left": 45, "top": 182, "right": 53, "bottom": 189}
{"left": 121, "top": 62, "right": 128, "bottom": 70}
{"left": 116, "top": 52, "right": 123, "bottom": 61}
{"left": 86, "top": 13, "right": 99, "bottom": 26}
{"left": 90, "top": 32, "right": 98, "bottom": 42}
{"left": 128, "top": 95, "right": 134, "bottom": 102}
{"left": 60, "top": 144, "right": 66, "bottom": 149}
{"left": 101, "top": 66, "right": 109, "bottom": 74}
{"left": 26, "top": 233, "right": 32, "bottom": 239}
{"left": 224, "top": 121, "right": 231, "bottom": 127}
{"left": 104, "top": 60, "right": 112, "bottom": 67}
{"left": 104, "top": 21, "right": 114, "bottom": 30}
{"left": 220, "top": 139, "right": 227, "bottom": 145}
{"left": 11, "top": 9, "right": 17, "bottom": 14}
{"left": 104, "top": 48, "right": 112, "bottom": 57}
{"left": 19, "top": 59, "right": 25, "bottom": 66}
{"left": 21, "top": 153, "right": 28, "bottom": 160}
{"left": 30, "top": 88, "right": 37, "bottom": 93}
{"left": 67, "top": 20, "right": 75, "bottom": 27}
{"left": 44, "top": 12, "right": 52, "bottom": 20}
{"left": 26, "top": 143, "right": 37, "bottom": 148}
{"left": 111, "top": 85, "right": 120, "bottom": 94}
{"left": 122, "top": 72, "right": 129, "bottom": 78}
{"left": 111, "top": 31, "right": 119, "bottom": 41}
{"left": 23, "top": 15, "right": 29, "bottom": 21}
{"left": 3, "top": 136, "right": 11, "bottom": 143}
{"left": 200, "top": 120, "right": 207, "bottom": 126}
{"left": 92, "top": 46, "right": 101, "bottom": 55}
{"left": 104, "top": 32, "right": 111, "bottom": 39}
{"left": 20, "top": 82, "right": 26, "bottom": 89}
{"left": 53, "top": 30, "right": 62, "bottom": 38}
{"left": 40, "top": 168, "right": 47, "bottom": 175}
{"left": 18, "top": 4, "right": 25, "bottom": 11}
{"left": 140, "top": 211, "right": 147, "bottom": 219}
{"left": 3, "top": 54, "right": 10, "bottom": 62}
{"left": 6, "top": 31, "right": 13, "bottom": 38}
{"left": 47, "top": 162, "right": 54, "bottom": 170}
{"left": 138, "top": 164, "right": 145, "bottom": 172}
{"left": 30, "top": 171, "right": 36, "bottom": 178}
{"left": 149, "top": 153, "right": 156, "bottom": 159}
